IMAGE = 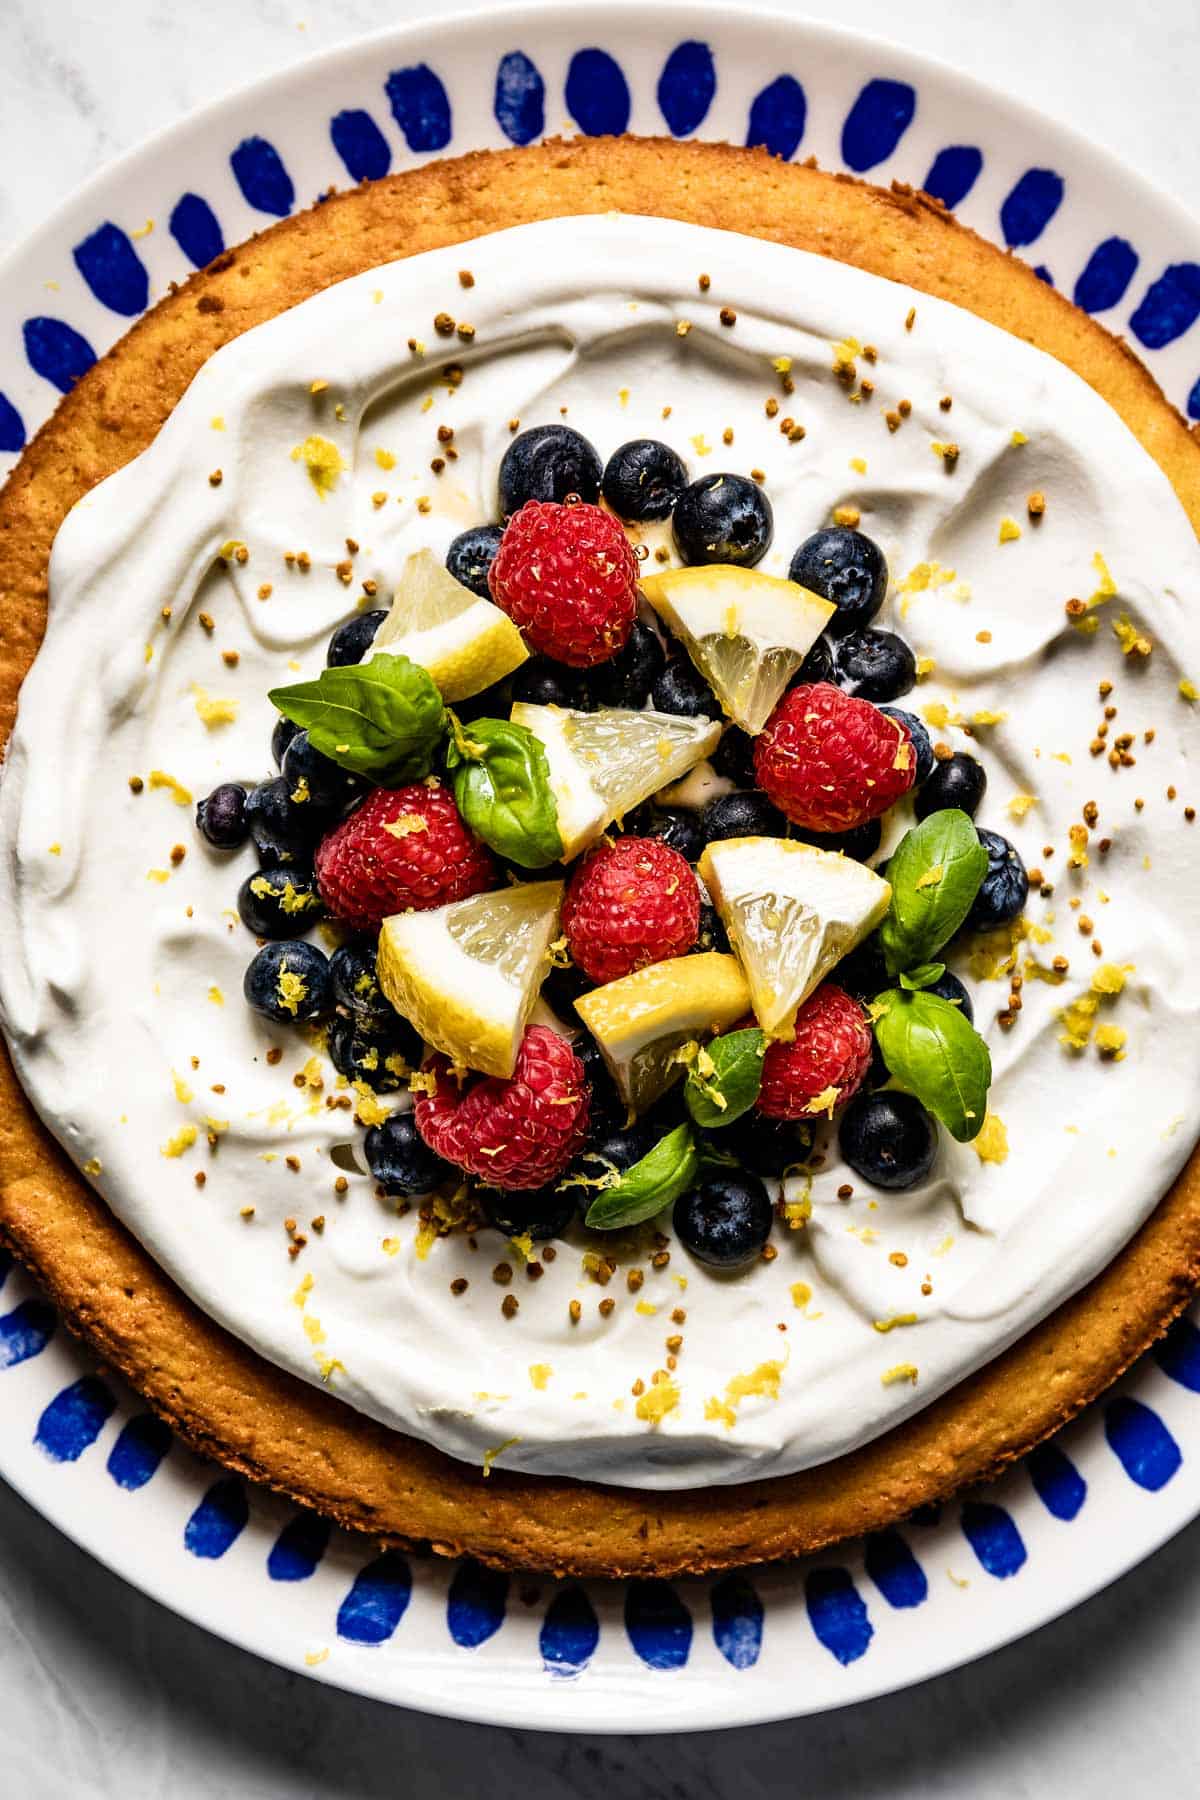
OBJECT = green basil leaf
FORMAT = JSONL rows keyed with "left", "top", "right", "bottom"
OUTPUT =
{"left": 584, "top": 1124, "right": 699, "bottom": 1230}
{"left": 879, "top": 810, "right": 988, "bottom": 977}
{"left": 872, "top": 988, "right": 991, "bottom": 1143}
{"left": 269, "top": 654, "right": 445, "bottom": 782}
{"left": 444, "top": 716, "right": 562, "bottom": 867}
{"left": 696, "top": 1139, "right": 740, "bottom": 1171}
{"left": 898, "top": 961, "right": 945, "bottom": 992}
{"left": 684, "top": 1028, "right": 766, "bottom": 1129}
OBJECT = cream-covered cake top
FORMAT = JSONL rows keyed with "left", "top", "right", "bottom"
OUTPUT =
{"left": 2, "top": 214, "right": 1199, "bottom": 1490}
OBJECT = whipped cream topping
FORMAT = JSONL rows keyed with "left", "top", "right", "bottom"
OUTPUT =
{"left": 3, "top": 214, "right": 1200, "bottom": 1492}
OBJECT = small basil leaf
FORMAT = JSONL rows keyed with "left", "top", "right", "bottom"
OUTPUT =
{"left": 445, "top": 716, "right": 563, "bottom": 868}
{"left": 872, "top": 988, "right": 991, "bottom": 1143}
{"left": 269, "top": 654, "right": 445, "bottom": 782}
{"left": 584, "top": 1124, "right": 699, "bottom": 1230}
{"left": 880, "top": 810, "right": 988, "bottom": 977}
{"left": 898, "top": 961, "right": 946, "bottom": 992}
{"left": 697, "top": 1140, "right": 740, "bottom": 1171}
{"left": 684, "top": 1028, "right": 766, "bottom": 1129}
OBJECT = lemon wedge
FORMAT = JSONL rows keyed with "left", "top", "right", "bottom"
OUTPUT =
{"left": 574, "top": 953, "right": 750, "bottom": 1112}
{"left": 510, "top": 703, "right": 721, "bottom": 860}
{"left": 374, "top": 548, "right": 528, "bottom": 702}
{"left": 698, "top": 836, "right": 891, "bottom": 1039}
{"left": 640, "top": 565, "right": 835, "bottom": 733}
{"left": 377, "top": 879, "right": 563, "bottom": 1077}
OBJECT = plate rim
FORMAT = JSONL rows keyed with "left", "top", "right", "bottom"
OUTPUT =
{"left": 3, "top": 0, "right": 1200, "bottom": 294}
{"left": 2, "top": 0, "right": 1199, "bottom": 1731}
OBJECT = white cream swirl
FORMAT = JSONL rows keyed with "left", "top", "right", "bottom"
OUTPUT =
{"left": 2, "top": 215, "right": 1200, "bottom": 1490}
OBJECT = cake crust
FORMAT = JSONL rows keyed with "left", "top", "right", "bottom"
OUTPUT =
{"left": 2, "top": 135, "right": 1199, "bottom": 1578}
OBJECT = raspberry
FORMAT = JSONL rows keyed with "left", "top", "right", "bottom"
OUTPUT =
{"left": 756, "top": 983, "right": 873, "bottom": 1120}
{"left": 562, "top": 836, "right": 700, "bottom": 985}
{"left": 414, "top": 1024, "right": 590, "bottom": 1191}
{"left": 753, "top": 682, "right": 915, "bottom": 832}
{"left": 315, "top": 784, "right": 495, "bottom": 930}
{"left": 488, "top": 500, "right": 639, "bottom": 668}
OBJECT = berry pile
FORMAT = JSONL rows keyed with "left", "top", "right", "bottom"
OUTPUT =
{"left": 192, "top": 417, "right": 1027, "bottom": 1273}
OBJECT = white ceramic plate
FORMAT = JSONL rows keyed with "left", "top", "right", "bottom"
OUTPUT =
{"left": 3, "top": 0, "right": 1200, "bottom": 1732}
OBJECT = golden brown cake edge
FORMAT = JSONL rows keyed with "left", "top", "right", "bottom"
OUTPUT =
{"left": 2, "top": 135, "right": 1199, "bottom": 1578}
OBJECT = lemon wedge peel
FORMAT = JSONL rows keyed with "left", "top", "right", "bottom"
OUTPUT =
{"left": 510, "top": 703, "right": 722, "bottom": 860}
{"left": 641, "top": 565, "right": 835, "bottom": 733}
{"left": 574, "top": 953, "right": 751, "bottom": 1112}
{"left": 698, "top": 836, "right": 891, "bottom": 1040}
{"left": 377, "top": 879, "right": 564, "bottom": 1077}
{"left": 374, "top": 548, "right": 528, "bottom": 702}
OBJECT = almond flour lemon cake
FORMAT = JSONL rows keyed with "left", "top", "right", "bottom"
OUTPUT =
{"left": 2, "top": 137, "right": 1200, "bottom": 1576}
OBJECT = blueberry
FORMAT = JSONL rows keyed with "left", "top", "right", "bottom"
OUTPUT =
{"left": 797, "top": 818, "right": 882, "bottom": 863}
{"left": 498, "top": 424, "right": 602, "bottom": 513}
{"left": 578, "top": 1118, "right": 661, "bottom": 1176}
{"left": 651, "top": 657, "right": 717, "bottom": 718}
{"left": 330, "top": 938, "right": 399, "bottom": 1031}
{"left": 695, "top": 901, "right": 730, "bottom": 956}
{"left": 702, "top": 790, "right": 787, "bottom": 844}
{"left": 632, "top": 804, "right": 705, "bottom": 863}
{"left": 572, "top": 1034, "right": 625, "bottom": 1137}
{"left": 788, "top": 527, "right": 887, "bottom": 636}
{"left": 709, "top": 726, "right": 756, "bottom": 787}
{"left": 364, "top": 1111, "right": 451, "bottom": 1197}
{"left": 968, "top": 829, "right": 1029, "bottom": 929}
{"left": 245, "top": 776, "right": 328, "bottom": 867}
{"left": 838, "top": 1090, "right": 937, "bottom": 1190}
{"left": 511, "top": 658, "right": 594, "bottom": 710}
{"left": 236, "top": 866, "right": 324, "bottom": 938}
{"left": 796, "top": 635, "right": 835, "bottom": 685}
{"left": 328, "top": 1015, "right": 419, "bottom": 1092}
{"left": 326, "top": 609, "right": 387, "bottom": 667}
{"left": 601, "top": 438, "right": 689, "bottom": 520}
{"left": 271, "top": 715, "right": 301, "bottom": 767}
{"left": 243, "top": 941, "right": 331, "bottom": 1025}
{"left": 834, "top": 936, "right": 888, "bottom": 1002}
{"left": 281, "top": 729, "right": 357, "bottom": 811}
{"left": 832, "top": 628, "right": 916, "bottom": 702}
{"left": 928, "top": 969, "right": 974, "bottom": 1024}
{"left": 643, "top": 1084, "right": 689, "bottom": 1137}
{"left": 589, "top": 620, "right": 666, "bottom": 708}
{"left": 673, "top": 1173, "right": 773, "bottom": 1268}
{"left": 673, "top": 473, "right": 773, "bottom": 567}
{"left": 195, "top": 782, "right": 248, "bottom": 850}
{"left": 482, "top": 1184, "right": 578, "bottom": 1242}
{"left": 541, "top": 960, "right": 593, "bottom": 1024}
{"left": 865, "top": 1033, "right": 890, "bottom": 1091}
{"left": 446, "top": 523, "right": 504, "bottom": 598}
{"left": 914, "top": 751, "right": 987, "bottom": 821}
{"left": 880, "top": 706, "right": 935, "bottom": 783}
{"left": 454, "top": 683, "right": 515, "bottom": 726}
{"left": 705, "top": 1113, "right": 811, "bottom": 1179}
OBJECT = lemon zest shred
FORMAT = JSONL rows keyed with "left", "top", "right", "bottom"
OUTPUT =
{"left": 191, "top": 685, "right": 238, "bottom": 727}
{"left": 972, "top": 1113, "right": 1009, "bottom": 1163}
{"left": 634, "top": 1379, "right": 681, "bottom": 1425}
{"left": 148, "top": 770, "right": 193, "bottom": 806}
{"left": 161, "top": 1125, "right": 197, "bottom": 1158}
{"left": 482, "top": 1436, "right": 520, "bottom": 1477}
{"left": 882, "top": 1363, "right": 919, "bottom": 1386}
{"left": 292, "top": 434, "right": 346, "bottom": 496}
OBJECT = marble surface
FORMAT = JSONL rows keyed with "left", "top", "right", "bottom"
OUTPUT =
{"left": 1, "top": 0, "right": 1199, "bottom": 1792}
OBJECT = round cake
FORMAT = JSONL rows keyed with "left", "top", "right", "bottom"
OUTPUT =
{"left": 2, "top": 135, "right": 1199, "bottom": 1576}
